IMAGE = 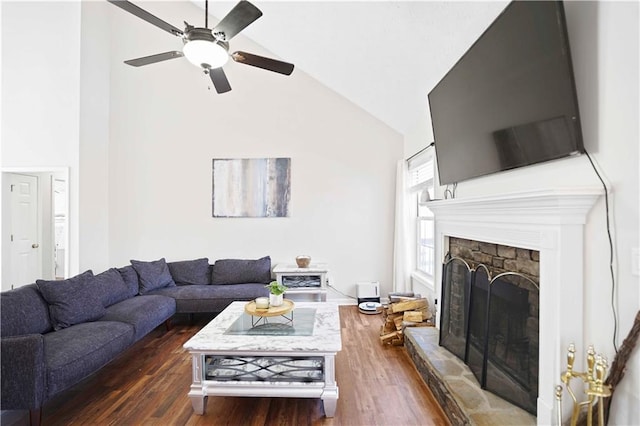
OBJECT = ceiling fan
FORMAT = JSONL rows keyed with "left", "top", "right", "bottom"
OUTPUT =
{"left": 107, "top": 0, "right": 295, "bottom": 93}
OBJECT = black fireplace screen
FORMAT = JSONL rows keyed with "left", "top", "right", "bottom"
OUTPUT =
{"left": 439, "top": 255, "right": 539, "bottom": 415}
{"left": 439, "top": 256, "right": 472, "bottom": 361}
{"left": 466, "top": 265, "right": 490, "bottom": 388}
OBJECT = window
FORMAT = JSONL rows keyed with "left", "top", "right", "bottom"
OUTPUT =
{"left": 408, "top": 153, "right": 435, "bottom": 278}
{"left": 417, "top": 202, "right": 434, "bottom": 276}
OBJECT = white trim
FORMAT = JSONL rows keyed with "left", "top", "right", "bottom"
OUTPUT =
{"left": 329, "top": 297, "right": 358, "bottom": 306}
{"left": 426, "top": 187, "right": 603, "bottom": 425}
{"left": 411, "top": 270, "right": 434, "bottom": 292}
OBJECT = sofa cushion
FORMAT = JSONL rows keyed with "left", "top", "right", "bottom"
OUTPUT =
{"left": 150, "top": 284, "right": 269, "bottom": 313}
{"left": 130, "top": 258, "right": 176, "bottom": 295}
{"left": 211, "top": 256, "right": 272, "bottom": 285}
{"left": 118, "top": 265, "right": 140, "bottom": 296}
{"left": 90, "top": 268, "right": 135, "bottom": 307}
{"left": 167, "top": 258, "right": 210, "bottom": 285}
{"left": 1, "top": 284, "right": 53, "bottom": 337}
{"left": 43, "top": 321, "right": 134, "bottom": 397}
{"left": 36, "top": 271, "right": 105, "bottom": 331}
{"left": 98, "top": 295, "right": 176, "bottom": 341}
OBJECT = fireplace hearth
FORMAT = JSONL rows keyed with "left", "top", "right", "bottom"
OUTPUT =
{"left": 405, "top": 326, "right": 536, "bottom": 425}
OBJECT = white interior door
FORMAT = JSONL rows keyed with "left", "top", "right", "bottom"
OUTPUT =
{"left": 9, "top": 174, "right": 41, "bottom": 288}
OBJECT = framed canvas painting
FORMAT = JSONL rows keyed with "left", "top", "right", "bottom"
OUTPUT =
{"left": 212, "top": 158, "right": 291, "bottom": 217}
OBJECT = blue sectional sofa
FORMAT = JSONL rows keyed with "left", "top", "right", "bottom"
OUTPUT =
{"left": 0, "top": 256, "right": 272, "bottom": 425}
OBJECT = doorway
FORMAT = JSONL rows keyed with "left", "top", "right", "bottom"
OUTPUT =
{"left": 1, "top": 167, "right": 70, "bottom": 290}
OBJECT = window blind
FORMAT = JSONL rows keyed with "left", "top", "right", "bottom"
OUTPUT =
{"left": 408, "top": 155, "right": 434, "bottom": 192}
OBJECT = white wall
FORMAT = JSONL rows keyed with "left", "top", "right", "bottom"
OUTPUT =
{"left": 79, "top": 1, "right": 111, "bottom": 273}
{"left": 106, "top": 2, "right": 403, "bottom": 299}
{"left": 406, "top": 2, "right": 639, "bottom": 422}
{"left": 1, "top": 1, "right": 81, "bottom": 276}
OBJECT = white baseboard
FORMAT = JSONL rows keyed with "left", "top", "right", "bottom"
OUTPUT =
{"left": 327, "top": 296, "right": 358, "bottom": 305}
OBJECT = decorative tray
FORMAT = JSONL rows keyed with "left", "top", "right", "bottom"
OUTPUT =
{"left": 244, "top": 299, "right": 295, "bottom": 317}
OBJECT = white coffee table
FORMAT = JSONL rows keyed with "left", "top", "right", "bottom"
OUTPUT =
{"left": 183, "top": 301, "right": 342, "bottom": 417}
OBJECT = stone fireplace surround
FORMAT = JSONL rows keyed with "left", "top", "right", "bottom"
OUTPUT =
{"left": 425, "top": 187, "right": 602, "bottom": 424}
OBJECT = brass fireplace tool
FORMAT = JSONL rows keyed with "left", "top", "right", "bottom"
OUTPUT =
{"left": 556, "top": 343, "right": 612, "bottom": 426}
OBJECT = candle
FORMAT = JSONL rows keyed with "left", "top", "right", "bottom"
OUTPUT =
{"left": 255, "top": 297, "right": 269, "bottom": 309}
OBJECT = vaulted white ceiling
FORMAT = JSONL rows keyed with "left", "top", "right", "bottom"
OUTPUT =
{"left": 199, "top": 1, "right": 510, "bottom": 135}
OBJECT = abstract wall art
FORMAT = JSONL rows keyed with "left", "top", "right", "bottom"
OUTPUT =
{"left": 212, "top": 158, "right": 291, "bottom": 217}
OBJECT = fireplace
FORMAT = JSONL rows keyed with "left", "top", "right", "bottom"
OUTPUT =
{"left": 426, "top": 188, "right": 602, "bottom": 424}
{"left": 440, "top": 239, "right": 540, "bottom": 414}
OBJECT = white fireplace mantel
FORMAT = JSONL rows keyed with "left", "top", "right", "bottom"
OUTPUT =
{"left": 427, "top": 187, "right": 603, "bottom": 225}
{"left": 426, "top": 187, "right": 603, "bottom": 424}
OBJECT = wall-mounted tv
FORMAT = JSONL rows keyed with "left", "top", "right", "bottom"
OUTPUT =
{"left": 428, "top": 0, "right": 584, "bottom": 185}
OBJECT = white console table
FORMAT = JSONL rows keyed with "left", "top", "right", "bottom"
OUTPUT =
{"left": 273, "top": 263, "right": 328, "bottom": 302}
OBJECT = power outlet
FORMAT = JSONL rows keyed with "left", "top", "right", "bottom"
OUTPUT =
{"left": 632, "top": 248, "right": 640, "bottom": 276}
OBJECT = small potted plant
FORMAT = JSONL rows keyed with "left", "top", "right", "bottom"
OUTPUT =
{"left": 265, "top": 280, "right": 287, "bottom": 307}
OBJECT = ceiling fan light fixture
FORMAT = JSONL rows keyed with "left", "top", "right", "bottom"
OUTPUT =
{"left": 183, "top": 40, "right": 228, "bottom": 69}
{"left": 110, "top": 0, "right": 294, "bottom": 94}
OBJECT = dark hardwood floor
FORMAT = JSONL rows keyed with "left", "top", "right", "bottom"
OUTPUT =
{"left": 7, "top": 306, "right": 449, "bottom": 426}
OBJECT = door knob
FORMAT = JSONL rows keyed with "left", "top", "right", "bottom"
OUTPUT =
{"left": 32, "top": 243, "right": 39, "bottom": 249}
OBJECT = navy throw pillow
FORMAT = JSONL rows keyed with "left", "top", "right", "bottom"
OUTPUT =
{"left": 167, "top": 258, "right": 210, "bottom": 285}
{"left": 130, "top": 258, "right": 176, "bottom": 294}
{"left": 1, "top": 284, "right": 53, "bottom": 337}
{"left": 36, "top": 270, "right": 105, "bottom": 331}
{"left": 90, "top": 268, "right": 134, "bottom": 307}
{"left": 118, "top": 265, "right": 140, "bottom": 296}
{"left": 211, "top": 256, "right": 272, "bottom": 285}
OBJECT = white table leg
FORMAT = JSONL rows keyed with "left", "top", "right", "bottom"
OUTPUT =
{"left": 322, "top": 396, "right": 338, "bottom": 417}
{"left": 322, "top": 354, "right": 339, "bottom": 417}
{"left": 189, "top": 353, "right": 207, "bottom": 415}
{"left": 190, "top": 395, "right": 208, "bottom": 415}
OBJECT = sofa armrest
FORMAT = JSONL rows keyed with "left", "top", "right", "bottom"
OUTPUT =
{"left": 1, "top": 334, "right": 46, "bottom": 410}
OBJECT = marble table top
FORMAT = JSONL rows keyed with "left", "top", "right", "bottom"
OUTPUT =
{"left": 183, "top": 301, "right": 342, "bottom": 354}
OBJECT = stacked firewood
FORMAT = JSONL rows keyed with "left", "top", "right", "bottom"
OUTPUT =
{"left": 379, "top": 294, "right": 433, "bottom": 346}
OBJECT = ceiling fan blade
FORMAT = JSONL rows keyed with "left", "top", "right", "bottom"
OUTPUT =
{"left": 232, "top": 51, "right": 294, "bottom": 75}
{"left": 209, "top": 68, "right": 232, "bottom": 94}
{"left": 212, "top": 1, "right": 263, "bottom": 41}
{"left": 107, "top": 0, "right": 183, "bottom": 37}
{"left": 124, "top": 51, "right": 184, "bottom": 67}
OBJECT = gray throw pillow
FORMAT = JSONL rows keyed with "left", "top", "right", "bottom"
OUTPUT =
{"left": 90, "top": 268, "right": 134, "bottom": 307}
{"left": 36, "top": 270, "right": 105, "bottom": 331}
{"left": 130, "top": 258, "right": 176, "bottom": 294}
{"left": 211, "top": 256, "right": 272, "bottom": 285}
{"left": 167, "top": 258, "right": 210, "bottom": 285}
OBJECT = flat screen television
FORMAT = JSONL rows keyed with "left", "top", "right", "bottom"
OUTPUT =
{"left": 428, "top": 0, "right": 584, "bottom": 185}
